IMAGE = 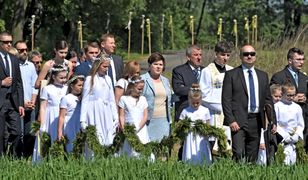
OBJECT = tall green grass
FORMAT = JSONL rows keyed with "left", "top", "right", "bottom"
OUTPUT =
{"left": 0, "top": 157, "right": 307, "bottom": 179}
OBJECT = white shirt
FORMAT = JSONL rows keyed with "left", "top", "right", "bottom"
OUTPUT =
{"left": 242, "top": 65, "right": 259, "bottom": 113}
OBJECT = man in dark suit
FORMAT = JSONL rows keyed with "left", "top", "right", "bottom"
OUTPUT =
{"left": 222, "top": 45, "right": 276, "bottom": 162}
{"left": 100, "top": 33, "right": 124, "bottom": 87}
{"left": 0, "top": 31, "right": 25, "bottom": 156}
{"left": 270, "top": 47, "right": 308, "bottom": 149}
{"left": 74, "top": 41, "right": 100, "bottom": 77}
{"left": 172, "top": 44, "right": 204, "bottom": 121}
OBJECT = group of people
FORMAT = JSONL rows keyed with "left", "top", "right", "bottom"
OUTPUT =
{"left": 0, "top": 30, "right": 306, "bottom": 166}
{"left": 172, "top": 43, "right": 306, "bottom": 166}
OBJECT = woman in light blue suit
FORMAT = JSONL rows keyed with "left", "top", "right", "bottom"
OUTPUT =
{"left": 141, "top": 52, "right": 172, "bottom": 142}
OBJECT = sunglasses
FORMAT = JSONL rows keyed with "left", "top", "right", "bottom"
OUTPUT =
{"left": 286, "top": 94, "right": 296, "bottom": 97}
{"left": 33, "top": 61, "right": 42, "bottom": 65}
{"left": 17, "top": 48, "right": 28, "bottom": 53}
{"left": 242, "top": 52, "right": 256, "bottom": 57}
{"left": 88, "top": 52, "right": 99, "bottom": 54}
{"left": 0, "top": 40, "right": 12, "bottom": 44}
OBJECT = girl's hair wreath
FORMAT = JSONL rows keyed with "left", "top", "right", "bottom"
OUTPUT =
{"left": 50, "top": 65, "right": 68, "bottom": 73}
{"left": 128, "top": 78, "right": 143, "bottom": 84}
{"left": 190, "top": 86, "right": 201, "bottom": 92}
{"left": 67, "top": 75, "right": 85, "bottom": 85}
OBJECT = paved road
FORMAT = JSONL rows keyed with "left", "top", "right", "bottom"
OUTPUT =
{"left": 139, "top": 51, "right": 187, "bottom": 74}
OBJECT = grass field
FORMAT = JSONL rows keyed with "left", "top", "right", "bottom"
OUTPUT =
{"left": 0, "top": 156, "right": 307, "bottom": 179}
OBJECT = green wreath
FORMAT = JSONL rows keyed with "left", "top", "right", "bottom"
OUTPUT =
{"left": 173, "top": 117, "right": 231, "bottom": 157}
{"left": 32, "top": 118, "right": 231, "bottom": 159}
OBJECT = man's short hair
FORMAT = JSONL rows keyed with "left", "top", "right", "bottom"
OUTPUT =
{"left": 214, "top": 41, "right": 232, "bottom": 53}
{"left": 0, "top": 31, "right": 12, "bottom": 38}
{"left": 287, "top": 47, "right": 304, "bottom": 60}
{"left": 186, "top": 44, "right": 201, "bottom": 57}
{"left": 99, "top": 33, "right": 114, "bottom": 44}
{"left": 14, "top": 40, "right": 27, "bottom": 48}
{"left": 28, "top": 50, "right": 41, "bottom": 60}
{"left": 84, "top": 41, "right": 100, "bottom": 53}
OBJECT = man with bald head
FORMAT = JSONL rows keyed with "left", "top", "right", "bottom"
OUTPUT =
{"left": 222, "top": 45, "right": 276, "bottom": 163}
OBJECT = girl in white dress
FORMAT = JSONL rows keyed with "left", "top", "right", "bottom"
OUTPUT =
{"left": 33, "top": 65, "right": 68, "bottom": 162}
{"left": 179, "top": 84, "right": 212, "bottom": 166}
{"left": 57, "top": 75, "right": 85, "bottom": 153}
{"left": 275, "top": 83, "right": 304, "bottom": 165}
{"left": 80, "top": 57, "right": 118, "bottom": 147}
{"left": 115, "top": 61, "right": 141, "bottom": 104}
{"left": 118, "top": 75, "right": 150, "bottom": 157}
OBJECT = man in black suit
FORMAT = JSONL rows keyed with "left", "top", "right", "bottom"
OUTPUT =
{"left": 0, "top": 31, "right": 25, "bottom": 156}
{"left": 74, "top": 41, "right": 100, "bottom": 77}
{"left": 100, "top": 33, "right": 124, "bottom": 87}
{"left": 270, "top": 48, "right": 308, "bottom": 148}
{"left": 222, "top": 45, "right": 276, "bottom": 162}
{"left": 172, "top": 44, "right": 204, "bottom": 121}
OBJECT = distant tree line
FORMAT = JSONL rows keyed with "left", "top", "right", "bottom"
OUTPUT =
{"left": 0, "top": 0, "right": 307, "bottom": 57}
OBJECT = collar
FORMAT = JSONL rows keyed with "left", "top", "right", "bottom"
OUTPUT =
{"left": 189, "top": 64, "right": 200, "bottom": 71}
{"left": 0, "top": 51, "right": 7, "bottom": 58}
{"left": 287, "top": 66, "right": 299, "bottom": 75}
{"left": 242, "top": 64, "right": 255, "bottom": 72}
{"left": 214, "top": 61, "right": 226, "bottom": 73}
{"left": 19, "top": 59, "right": 30, "bottom": 65}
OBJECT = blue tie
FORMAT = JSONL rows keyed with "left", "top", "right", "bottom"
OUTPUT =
{"left": 294, "top": 73, "right": 298, "bottom": 87}
{"left": 248, "top": 69, "right": 256, "bottom": 111}
{"left": 108, "top": 60, "right": 114, "bottom": 87}
{"left": 4, "top": 53, "right": 10, "bottom": 76}
{"left": 193, "top": 69, "right": 200, "bottom": 82}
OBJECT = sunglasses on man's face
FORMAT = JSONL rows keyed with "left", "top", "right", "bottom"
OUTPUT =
{"left": 242, "top": 52, "right": 256, "bottom": 57}
{"left": 0, "top": 40, "right": 12, "bottom": 45}
{"left": 17, "top": 48, "right": 28, "bottom": 53}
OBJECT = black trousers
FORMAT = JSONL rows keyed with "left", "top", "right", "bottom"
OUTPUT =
{"left": 17, "top": 110, "right": 36, "bottom": 158}
{"left": 231, "top": 113, "right": 261, "bottom": 163}
{"left": 0, "top": 95, "right": 21, "bottom": 157}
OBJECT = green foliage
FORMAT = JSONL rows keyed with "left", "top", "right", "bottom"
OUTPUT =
{"left": 275, "top": 144, "right": 286, "bottom": 164}
{"left": 0, "top": 0, "right": 307, "bottom": 55}
{"left": 49, "top": 136, "right": 69, "bottom": 158}
{"left": 296, "top": 140, "right": 308, "bottom": 164}
{"left": 30, "top": 121, "right": 40, "bottom": 135}
{"left": 0, "top": 19, "right": 5, "bottom": 32}
{"left": 1, "top": 157, "right": 308, "bottom": 179}
{"left": 72, "top": 131, "right": 86, "bottom": 157}
{"left": 40, "top": 132, "right": 51, "bottom": 158}
{"left": 84, "top": 125, "right": 104, "bottom": 156}
{"left": 173, "top": 117, "right": 231, "bottom": 157}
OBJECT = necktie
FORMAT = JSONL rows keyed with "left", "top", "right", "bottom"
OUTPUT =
{"left": 4, "top": 53, "right": 10, "bottom": 76}
{"left": 294, "top": 73, "right": 298, "bottom": 87}
{"left": 193, "top": 69, "right": 200, "bottom": 82}
{"left": 248, "top": 69, "right": 256, "bottom": 111}
{"left": 108, "top": 61, "right": 115, "bottom": 87}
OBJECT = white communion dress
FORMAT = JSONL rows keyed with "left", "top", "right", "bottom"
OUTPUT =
{"left": 180, "top": 105, "right": 212, "bottom": 166}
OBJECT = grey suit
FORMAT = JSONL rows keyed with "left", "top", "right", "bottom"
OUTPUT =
{"left": 172, "top": 62, "right": 204, "bottom": 121}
